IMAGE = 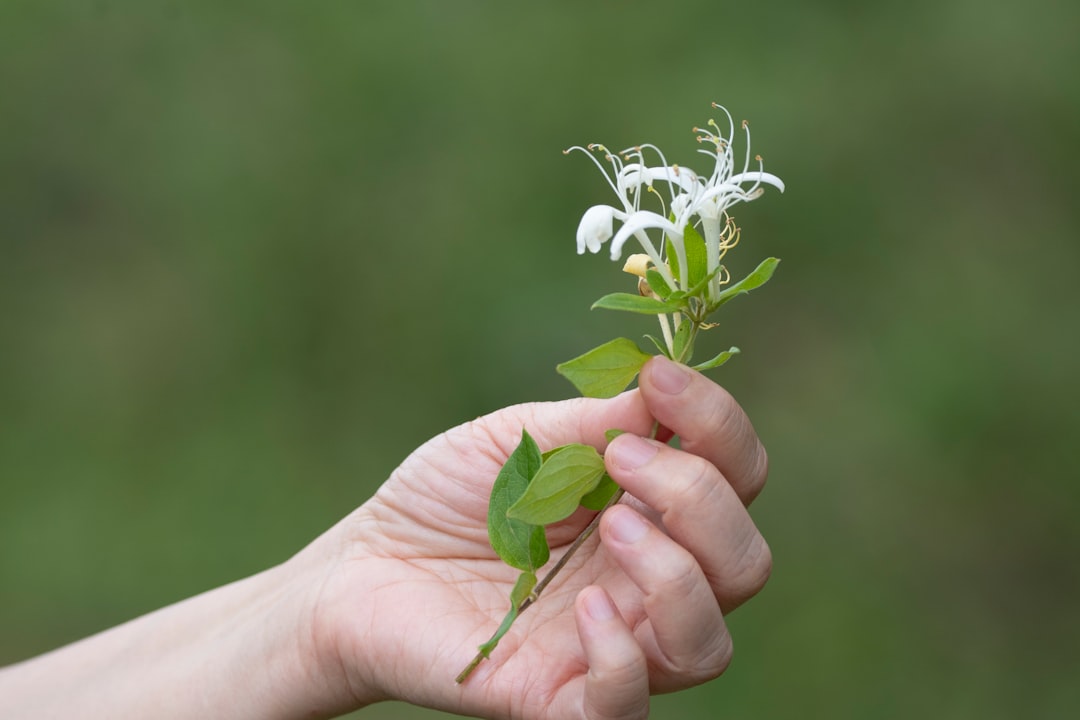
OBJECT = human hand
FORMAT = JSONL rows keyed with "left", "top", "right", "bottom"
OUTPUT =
{"left": 298, "top": 356, "right": 772, "bottom": 719}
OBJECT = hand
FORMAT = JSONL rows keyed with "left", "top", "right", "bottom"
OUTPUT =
{"left": 299, "top": 356, "right": 772, "bottom": 719}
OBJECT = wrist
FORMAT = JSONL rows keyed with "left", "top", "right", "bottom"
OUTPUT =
{"left": 287, "top": 511, "right": 388, "bottom": 713}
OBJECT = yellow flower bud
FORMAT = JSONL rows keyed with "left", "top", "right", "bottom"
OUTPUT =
{"left": 621, "top": 253, "right": 651, "bottom": 278}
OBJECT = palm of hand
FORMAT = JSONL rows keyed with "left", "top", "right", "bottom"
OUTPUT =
{"left": 324, "top": 401, "right": 653, "bottom": 718}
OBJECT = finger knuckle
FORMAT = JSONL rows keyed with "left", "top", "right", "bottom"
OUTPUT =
{"left": 672, "top": 454, "right": 726, "bottom": 512}
{"left": 661, "top": 554, "right": 704, "bottom": 601}
{"left": 732, "top": 533, "right": 773, "bottom": 598}
{"left": 700, "top": 387, "right": 741, "bottom": 444}
{"left": 697, "top": 627, "right": 735, "bottom": 681}
{"left": 743, "top": 443, "right": 770, "bottom": 503}
{"left": 661, "top": 624, "right": 734, "bottom": 685}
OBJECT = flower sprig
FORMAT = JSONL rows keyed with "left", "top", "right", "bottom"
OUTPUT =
{"left": 559, "top": 103, "right": 784, "bottom": 389}
{"left": 456, "top": 104, "right": 783, "bottom": 684}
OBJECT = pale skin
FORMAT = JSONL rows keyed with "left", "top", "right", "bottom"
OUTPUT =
{"left": 0, "top": 356, "right": 772, "bottom": 719}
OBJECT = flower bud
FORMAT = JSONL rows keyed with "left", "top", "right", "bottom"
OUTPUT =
{"left": 621, "top": 253, "right": 651, "bottom": 278}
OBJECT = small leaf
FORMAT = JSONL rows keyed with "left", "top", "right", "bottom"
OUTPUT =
{"left": 693, "top": 346, "right": 740, "bottom": 371}
{"left": 557, "top": 337, "right": 653, "bottom": 399}
{"left": 591, "top": 293, "right": 683, "bottom": 315}
{"left": 685, "top": 265, "right": 722, "bottom": 298}
{"left": 665, "top": 235, "right": 681, "bottom": 284}
{"left": 643, "top": 333, "right": 670, "bottom": 357}
{"left": 645, "top": 268, "right": 673, "bottom": 299}
{"left": 579, "top": 473, "right": 620, "bottom": 511}
{"left": 671, "top": 320, "right": 694, "bottom": 362}
{"left": 603, "top": 428, "right": 627, "bottom": 443}
{"left": 487, "top": 430, "right": 549, "bottom": 572}
{"left": 683, "top": 223, "right": 708, "bottom": 289}
{"left": 476, "top": 571, "right": 537, "bottom": 658}
{"left": 541, "top": 444, "right": 568, "bottom": 463}
{"left": 507, "top": 444, "right": 607, "bottom": 525}
{"left": 709, "top": 257, "right": 780, "bottom": 311}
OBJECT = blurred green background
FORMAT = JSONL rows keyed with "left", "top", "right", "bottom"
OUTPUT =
{"left": 2, "top": 1, "right": 1078, "bottom": 717}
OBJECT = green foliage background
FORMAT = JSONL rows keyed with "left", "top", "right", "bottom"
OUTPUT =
{"left": 2, "top": 1, "right": 1078, "bottom": 717}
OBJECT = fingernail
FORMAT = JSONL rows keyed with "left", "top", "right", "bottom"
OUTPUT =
{"left": 583, "top": 588, "right": 615, "bottom": 621}
{"left": 650, "top": 355, "right": 691, "bottom": 395}
{"left": 608, "top": 507, "right": 649, "bottom": 544}
{"left": 609, "top": 434, "right": 659, "bottom": 470}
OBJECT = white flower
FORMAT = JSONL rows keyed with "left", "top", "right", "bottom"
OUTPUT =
{"left": 566, "top": 104, "right": 784, "bottom": 301}
{"left": 576, "top": 204, "right": 622, "bottom": 255}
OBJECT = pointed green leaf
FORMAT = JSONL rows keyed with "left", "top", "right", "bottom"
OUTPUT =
{"left": 683, "top": 223, "right": 708, "bottom": 289}
{"left": 579, "top": 473, "right": 620, "bottom": 511}
{"left": 692, "top": 346, "right": 740, "bottom": 371}
{"left": 686, "top": 265, "right": 722, "bottom": 298}
{"left": 476, "top": 571, "right": 537, "bottom": 658}
{"left": 642, "top": 333, "right": 670, "bottom": 357}
{"left": 557, "top": 337, "right": 652, "bottom": 399}
{"left": 671, "top": 320, "right": 694, "bottom": 363}
{"left": 709, "top": 257, "right": 780, "bottom": 311}
{"left": 665, "top": 235, "right": 681, "bottom": 285}
{"left": 591, "top": 293, "right": 683, "bottom": 315}
{"left": 487, "top": 430, "right": 549, "bottom": 572}
{"left": 506, "top": 444, "right": 607, "bottom": 525}
{"left": 645, "top": 268, "right": 673, "bottom": 299}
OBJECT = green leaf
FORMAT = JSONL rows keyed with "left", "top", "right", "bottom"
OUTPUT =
{"left": 692, "top": 346, "right": 740, "bottom": 371}
{"left": 591, "top": 292, "right": 683, "bottom": 315}
{"left": 642, "top": 334, "right": 670, "bottom": 357}
{"left": 685, "top": 265, "right": 722, "bottom": 298}
{"left": 506, "top": 444, "right": 607, "bottom": 525}
{"left": 556, "top": 337, "right": 653, "bottom": 399}
{"left": 487, "top": 430, "right": 549, "bottom": 572}
{"left": 579, "top": 473, "right": 620, "bottom": 511}
{"left": 476, "top": 571, "right": 537, "bottom": 658}
{"left": 709, "top": 257, "right": 780, "bottom": 311}
{"left": 540, "top": 445, "right": 565, "bottom": 463}
{"left": 665, "top": 235, "right": 681, "bottom": 284}
{"left": 644, "top": 268, "right": 672, "bottom": 299}
{"left": 671, "top": 320, "right": 694, "bottom": 362}
{"left": 603, "top": 428, "right": 626, "bottom": 443}
{"left": 683, "top": 223, "right": 708, "bottom": 289}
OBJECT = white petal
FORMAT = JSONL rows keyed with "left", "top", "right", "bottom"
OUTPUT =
{"left": 608, "top": 210, "right": 680, "bottom": 261}
{"left": 618, "top": 163, "right": 653, "bottom": 188}
{"left": 726, "top": 171, "right": 786, "bottom": 193}
{"left": 638, "top": 164, "right": 702, "bottom": 194}
{"left": 576, "top": 205, "right": 619, "bottom": 254}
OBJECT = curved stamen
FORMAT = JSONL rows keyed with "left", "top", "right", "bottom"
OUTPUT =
{"left": 740, "top": 120, "right": 753, "bottom": 178}
{"left": 564, "top": 145, "right": 622, "bottom": 202}
{"left": 711, "top": 103, "right": 736, "bottom": 147}
{"left": 648, "top": 185, "right": 667, "bottom": 219}
{"left": 629, "top": 143, "right": 681, "bottom": 203}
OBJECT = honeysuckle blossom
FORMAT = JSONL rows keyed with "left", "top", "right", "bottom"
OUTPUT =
{"left": 565, "top": 103, "right": 784, "bottom": 304}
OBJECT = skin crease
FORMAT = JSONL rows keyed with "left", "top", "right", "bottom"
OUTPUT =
{"left": 0, "top": 356, "right": 771, "bottom": 720}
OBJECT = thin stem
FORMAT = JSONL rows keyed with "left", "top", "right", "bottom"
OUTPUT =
{"left": 455, "top": 653, "right": 485, "bottom": 685}
{"left": 517, "top": 485, "right": 625, "bottom": 614}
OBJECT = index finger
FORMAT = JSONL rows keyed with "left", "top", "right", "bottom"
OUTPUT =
{"left": 638, "top": 356, "right": 768, "bottom": 505}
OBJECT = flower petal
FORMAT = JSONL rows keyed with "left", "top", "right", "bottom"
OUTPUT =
{"left": 576, "top": 205, "right": 624, "bottom": 254}
{"left": 726, "top": 171, "right": 786, "bottom": 193}
{"left": 608, "top": 210, "right": 680, "bottom": 261}
{"left": 634, "top": 164, "right": 703, "bottom": 194}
